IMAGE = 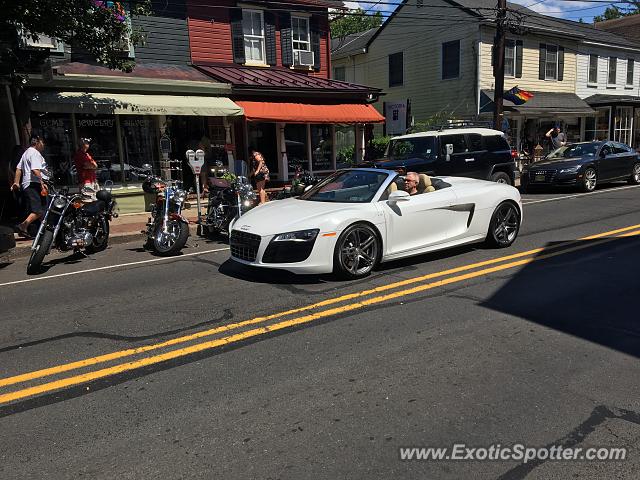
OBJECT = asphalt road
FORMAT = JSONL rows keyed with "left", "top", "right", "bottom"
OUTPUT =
{"left": 1, "top": 183, "right": 640, "bottom": 479}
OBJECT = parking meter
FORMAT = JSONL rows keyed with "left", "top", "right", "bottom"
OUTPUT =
{"left": 187, "top": 149, "right": 205, "bottom": 223}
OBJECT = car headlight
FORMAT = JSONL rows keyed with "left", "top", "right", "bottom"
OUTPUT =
{"left": 53, "top": 197, "right": 67, "bottom": 209}
{"left": 560, "top": 166, "right": 581, "bottom": 174}
{"left": 272, "top": 229, "right": 319, "bottom": 242}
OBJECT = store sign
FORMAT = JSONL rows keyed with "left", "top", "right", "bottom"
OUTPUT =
{"left": 77, "top": 118, "right": 114, "bottom": 128}
{"left": 385, "top": 100, "right": 408, "bottom": 136}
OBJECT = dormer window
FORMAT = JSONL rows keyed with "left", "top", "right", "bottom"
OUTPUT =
{"left": 242, "top": 9, "right": 265, "bottom": 63}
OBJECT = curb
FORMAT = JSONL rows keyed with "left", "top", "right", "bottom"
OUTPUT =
{"left": 6, "top": 223, "right": 200, "bottom": 260}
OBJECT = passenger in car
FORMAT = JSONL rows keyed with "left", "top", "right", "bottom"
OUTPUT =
{"left": 404, "top": 172, "right": 419, "bottom": 195}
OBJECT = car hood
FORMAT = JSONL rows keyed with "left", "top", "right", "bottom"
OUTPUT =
{"left": 530, "top": 157, "right": 587, "bottom": 168}
{"left": 231, "top": 198, "right": 367, "bottom": 236}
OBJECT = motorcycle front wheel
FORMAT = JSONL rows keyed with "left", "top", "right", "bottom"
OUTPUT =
{"left": 86, "top": 217, "right": 110, "bottom": 253}
{"left": 153, "top": 220, "right": 189, "bottom": 256}
{"left": 27, "top": 229, "right": 53, "bottom": 274}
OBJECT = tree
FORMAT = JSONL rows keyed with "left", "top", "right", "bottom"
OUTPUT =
{"left": 0, "top": 0, "right": 150, "bottom": 75}
{"left": 593, "top": 3, "right": 639, "bottom": 22}
{"left": 330, "top": 8, "right": 383, "bottom": 39}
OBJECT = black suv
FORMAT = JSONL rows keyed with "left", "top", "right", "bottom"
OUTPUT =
{"left": 363, "top": 127, "right": 518, "bottom": 185}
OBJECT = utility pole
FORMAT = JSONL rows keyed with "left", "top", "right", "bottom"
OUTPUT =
{"left": 493, "top": 0, "right": 507, "bottom": 130}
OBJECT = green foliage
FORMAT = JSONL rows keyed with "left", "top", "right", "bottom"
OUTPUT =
{"left": 0, "top": 0, "right": 151, "bottom": 75}
{"left": 410, "top": 111, "right": 457, "bottom": 133}
{"left": 594, "top": 4, "right": 639, "bottom": 22}
{"left": 330, "top": 8, "right": 382, "bottom": 39}
{"left": 337, "top": 145, "right": 355, "bottom": 165}
{"left": 369, "top": 136, "right": 393, "bottom": 160}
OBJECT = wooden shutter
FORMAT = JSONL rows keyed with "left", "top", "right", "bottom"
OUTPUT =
{"left": 558, "top": 46, "right": 565, "bottom": 81}
{"left": 311, "top": 15, "right": 321, "bottom": 71}
{"left": 515, "top": 40, "right": 523, "bottom": 78}
{"left": 539, "top": 43, "right": 546, "bottom": 80}
{"left": 280, "top": 13, "right": 293, "bottom": 67}
{"left": 264, "top": 11, "right": 277, "bottom": 66}
{"left": 230, "top": 9, "right": 245, "bottom": 65}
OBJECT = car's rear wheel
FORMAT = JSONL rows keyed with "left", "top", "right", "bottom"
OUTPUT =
{"left": 629, "top": 163, "right": 640, "bottom": 185}
{"left": 333, "top": 223, "right": 380, "bottom": 279}
{"left": 490, "top": 171, "right": 512, "bottom": 185}
{"left": 581, "top": 167, "right": 597, "bottom": 192}
{"left": 486, "top": 202, "right": 520, "bottom": 248}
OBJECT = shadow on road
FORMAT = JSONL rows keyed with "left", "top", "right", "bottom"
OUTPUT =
{"left": 481, "top": 236, "right": 640, "bottom": 358}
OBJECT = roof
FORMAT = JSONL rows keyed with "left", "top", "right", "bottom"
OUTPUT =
{"left": 585, "top": 94, "right": 640, "bottom": 106}
{"left": 53, "top": 62, "right": 213, "bottom": 82}
{"left": 331, "top": 28, "right": 378, "bottom": 59}
{"left": 481, "top": 90, "right": 594, "bottom": 115}
{"left": 595, "top": 15, "right": 640, "bottom": 43}
{"left": 365, "top": 0, "right": 640, "bottom": 52}
{"left": 391, "top": 128, "right": 505, "bottom": 140}
{"left": 195, "top": 64, "right": 381, "bottom": 99}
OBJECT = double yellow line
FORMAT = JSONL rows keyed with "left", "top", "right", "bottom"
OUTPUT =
{"left": 1, "top": 223, "right": 639, "bottom": 405}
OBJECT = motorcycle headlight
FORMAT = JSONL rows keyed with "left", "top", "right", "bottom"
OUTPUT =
{"left": 53, "top": 197, "right": 67, "bottom": 209}
{"left": 172, "top": 191, "right": 187, "bottom": 204}
{"left": 272, "top": 229, "right": 319, "bottom": 242}
{"left": 560, "top": 166, "right": 581, "bottom": 174}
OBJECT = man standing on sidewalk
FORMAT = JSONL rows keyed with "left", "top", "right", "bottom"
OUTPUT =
{"left": 11, "top": 136, "right": 48, "bottom": 238}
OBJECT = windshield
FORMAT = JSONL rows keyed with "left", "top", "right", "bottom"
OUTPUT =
{"left": 299, "top": 170, "right": 389, "bottom": 203}
{"left": 386, "top": 137, "right": 436, "bottom": 160}
{"left": 548, "top": 143, "right": 600, "bottom": 159}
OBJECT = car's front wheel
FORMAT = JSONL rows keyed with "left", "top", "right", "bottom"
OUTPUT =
{"left": 333, "top": 223, "right": 380, "bottom": 279}
{"left": 581, "top": 167, "right": 597, "bottom": 192}
{"left": 486, "top": 202, "right": 520, "bottom": 248}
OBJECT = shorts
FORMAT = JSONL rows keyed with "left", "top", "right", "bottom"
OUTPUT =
{"left": 22, "top": 183, "right": 46, "bottom": 216}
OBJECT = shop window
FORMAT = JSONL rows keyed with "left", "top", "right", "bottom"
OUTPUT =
{"left": 30, "top": 112, "right": 74, "bottom": 185}
{"left": 75, "top": 114, "right": 120, "bottom": 185}
{"left": 442, "top": 40, "right": 460, "bottom": 80}
{"left": 248, "top": 122, "right": 278, "bottom": 175}
{"left": 284, "top": 124, "right": 308, "bottom": 173}
{"left": 243, "top": 9, "right": 265, "bottom": 63}
{"left": 336, "top": 125, "right": 356, "bottom": 168}
{"left": 311, "top": 125, "right": 333, "bottom": 171}
{"left": 120, "top": 116, "right": 159, "bottom": 183}
{"left": 614, "top": 106, "right": 633, "bottom": 145}
{"left": 584, "top": 108, "right": 610, "bottom": 141}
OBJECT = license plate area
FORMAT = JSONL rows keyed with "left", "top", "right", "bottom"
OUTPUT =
{"left": 534, "top": 174, "right": 546, "bottom": 182}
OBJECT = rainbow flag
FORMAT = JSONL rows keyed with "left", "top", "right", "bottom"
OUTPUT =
{"left": 503, "top": 86, "right": 534, "bottom": 105}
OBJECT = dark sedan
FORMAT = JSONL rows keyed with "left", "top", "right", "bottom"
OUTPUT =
{"left": 522, "top": 141, "right": 640, "bottom": 192}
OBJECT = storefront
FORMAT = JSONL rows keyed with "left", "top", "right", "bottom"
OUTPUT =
{"left": 26, "top": 90, "right": 243, "bottom": 189}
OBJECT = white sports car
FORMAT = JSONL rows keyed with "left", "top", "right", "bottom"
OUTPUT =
{"left": 229, "top": 169, "right": 522, "bottom": 278}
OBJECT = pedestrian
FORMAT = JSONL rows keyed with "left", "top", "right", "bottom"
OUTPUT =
{"left": 73, "top": 138, "right": 99, "bottom": 191}
{"left": 11, "top": 136, "right": 48, "bottom": 238}
{"left": 545, "top": 124, "right": 567, "bottom": 151}
{"left": 250, "top": 148, "right": 269, "bottom": 204}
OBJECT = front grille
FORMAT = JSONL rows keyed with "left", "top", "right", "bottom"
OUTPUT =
{"left": 529, "top": 169, "right": 557, "bottom": 183}
{"left": 230, "top": 230, "right": 261, "bottom": 262}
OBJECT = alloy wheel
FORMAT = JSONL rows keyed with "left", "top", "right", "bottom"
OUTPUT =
{"left": 633, "top": 164, "right": 640, "bottom": 183}
{"left": 493, "top": 203, "right": 519, "bottom": 245}
{"left": 584, "top": 168, "right": 597, "bottom": 191}
{"left": 339, "top": 226, "right": 379, "bottom": 276}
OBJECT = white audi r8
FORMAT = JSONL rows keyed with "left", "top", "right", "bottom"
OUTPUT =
{"left": 229, "top": 169, "right": 522, "bottom": 278}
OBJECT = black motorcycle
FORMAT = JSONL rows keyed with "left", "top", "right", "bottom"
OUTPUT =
{"left": 27, "top": 178, "right": 117, "bottom": 274}
{"left": 202, "top": 166, "right": 257, "bottom": 236}
{"left": 137, "top": 169, "right": 191, "bottom": 256}
{"left": 276, "top": 164, "right": 320, "bottom": 199}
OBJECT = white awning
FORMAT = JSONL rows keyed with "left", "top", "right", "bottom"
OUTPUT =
{"left": 29, "top": 91, "right": 244, "bottom": 116}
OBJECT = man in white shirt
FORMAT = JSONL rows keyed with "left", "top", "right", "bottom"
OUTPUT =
{"left": 11, "top": 136, "right": 48, "bottom": 238}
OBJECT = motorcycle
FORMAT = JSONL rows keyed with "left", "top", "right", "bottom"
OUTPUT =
{"left": 202, "top": 164, "right": 257, "bottom": 236}
{"left": 135, "top": 166, "right": 191, "bottom": 256}
{"left": 27, "top": 176, "right": 118, "bottom": 274}
{"left": 276, "top": 164, "right": 320, "bottom": 199}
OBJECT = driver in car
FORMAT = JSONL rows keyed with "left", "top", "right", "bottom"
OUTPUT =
{"left": 404, "top": 172, "right": 419, "bottom": 195}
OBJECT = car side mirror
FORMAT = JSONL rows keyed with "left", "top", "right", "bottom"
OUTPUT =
{"left": 388, "top": 190, "right": 411, "bottom": 204}
{"left": 445, "top": 144, "right": 453, "bottom": 161}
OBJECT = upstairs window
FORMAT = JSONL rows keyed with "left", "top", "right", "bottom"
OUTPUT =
{"left": 292, "top": 16, "right": 310, "bottom": 52}
{"left": 627, "top": 59, "right": 635, "bottom": 86}
{"left": 504, "top": 40, "right": 515, "bottom": 77}
{"left": 334, "top": 66, "right": 346, "bottom": 81}
{"left": 545, "top": 44, "right": 558, "bottom": 80}
{"left": 388, "top": 52, "right": 403, "bottom": 87}
{"left": 243, "top": 9, "right": 265, "bottom": 63}
{"left": 608, "top": 57, "right": 617, "bottom": 85}
{"left": 442, "top": 40, "right": 460, "bottom": 80}
{"left": 588, "top": 54, "right": 598, "bottom": 84}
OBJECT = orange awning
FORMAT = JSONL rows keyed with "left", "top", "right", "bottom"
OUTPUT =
{"left": 236, "top": 101, "right": 385, "bottom": 124}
